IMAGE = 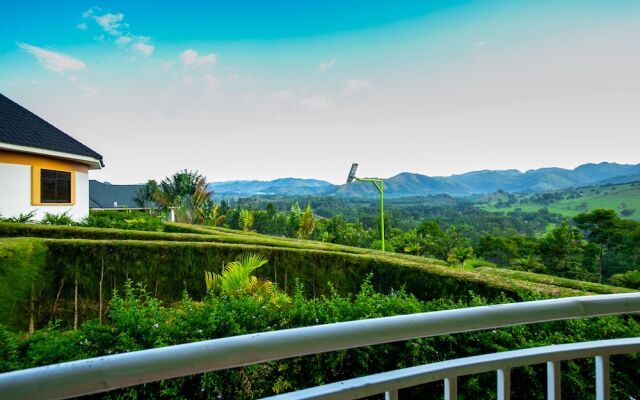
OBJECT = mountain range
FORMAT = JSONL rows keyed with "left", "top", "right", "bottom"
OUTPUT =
{"left": 209, "top": 162, "right": 640, "bottom": 198}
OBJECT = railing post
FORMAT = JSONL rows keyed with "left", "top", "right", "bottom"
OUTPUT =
{"left": 497, "top": 368, "right": 511, "bottom": 400}
{"left": 547, "top": 361, "right": 561, "bottom": 400}
{"left": 385, "top": 389, "right": 398, "bottom": 400}
{"left": 595, "top": 355, "right": 610, "bottom": 400}
{"left": 444, "top": 376, "right": 457, "bottom": 400}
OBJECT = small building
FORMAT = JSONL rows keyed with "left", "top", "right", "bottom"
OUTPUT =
{"left": 0, "top": 93, "right": 104, "bottom": 221}
{"left": 89, "top": 180, "right": 145, "bottom": 210}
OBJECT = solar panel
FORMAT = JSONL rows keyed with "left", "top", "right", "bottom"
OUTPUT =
{"left": 347, "top": 163, "right": 358, "bottom": 183}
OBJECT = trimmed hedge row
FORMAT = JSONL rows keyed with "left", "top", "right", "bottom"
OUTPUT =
{"left": 0, "top": 222, "right": 217, "bottom": 242}
{"left": 0, "top": 222, "right": 631, "bottom": 331}
{"left": 476, "top": 267, "right": 636, "bottom": 295}
{"left": 3, "top": 235, "right": 607, "bottom": 331}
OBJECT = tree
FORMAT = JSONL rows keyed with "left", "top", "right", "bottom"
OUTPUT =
{"left": 154, "top": 170, "right": 213, "bottom": 224}
{"left": 287, "top": 202, "right": 302, "bottom": 236}
{"left": 574, "top": 209, "right": 622, "bottom": 282}
{"left": 609, "top": 270, "right": 640, "bottom": 290}
{"left": 133, "top": 180, "right": 159, "bottom": 208}
{"left": 512, "top": 255, "right": 544, "bottom": 273}
{"left": 239, "top": 209, "right": 254, "bottom": 231}
{"left": 296, "top": 203, "right": 315, "bottom": 239}
{"left": 205, "top": 203, "right": 226, "bottom": 227}
{"left": 447, "top": 247, "right": 474, "bottom": 268}
{"left": 538, "top": 222, "right": 584, "bottom": 278}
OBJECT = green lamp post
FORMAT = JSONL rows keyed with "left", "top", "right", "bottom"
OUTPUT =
{"left": 346, "top": 163, "right": 385, "bottom": 251}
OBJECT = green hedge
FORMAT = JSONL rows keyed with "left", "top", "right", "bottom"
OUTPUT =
{"left": 1, "top": 235, "right": 609, "bottom": 331}
{"left": 0, "top": 222, "right": 218, "bottom": 242}
{"left": 0, "top": 238, "right": 47, "bottom": 329}
{"left": 476, "top": 267, "right": 636, "bottom": 295}
{"left": 0, "top": 222, "right": 631, "bottom": 331}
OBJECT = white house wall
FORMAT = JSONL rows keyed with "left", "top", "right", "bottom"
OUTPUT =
{"left": 0, "top": 163, "right": 89, "bottom": 221}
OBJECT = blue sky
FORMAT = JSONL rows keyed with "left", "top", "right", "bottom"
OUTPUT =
{"left": 1, "top": 1, "right": 640, "bottom": 183}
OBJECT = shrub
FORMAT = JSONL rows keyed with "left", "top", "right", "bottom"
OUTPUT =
{"left": 40, "top": 211, "right": 74, "bottom": 226}
{"left": 0, "top": 211, "right": 37, "bottom": 224}
{"left": 1, "top": 280, "right": 638, "bottom": 399}
{"left": 81, "top": 210, "right": 165, "bottom": 232}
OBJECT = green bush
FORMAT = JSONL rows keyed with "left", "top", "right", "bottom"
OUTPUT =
{"left": 40, "top": 212, "right": 74, "bottom": 226}
{"left": 82, "top": 210, "right": 165, "bottom": 232}
{"left": 1, "top": 280, "right": 638, "bottom": 399}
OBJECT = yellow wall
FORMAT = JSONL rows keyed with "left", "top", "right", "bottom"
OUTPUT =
{"left": 0, "top": 149, "right": 88, "bottom": 206}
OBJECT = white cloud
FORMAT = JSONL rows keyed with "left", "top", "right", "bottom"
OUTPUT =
{"left": 475, "top": 41, "right": 487, "bottom": 48}
{"left": 77, "top": 22, "right": 88, "bottom": 31}
{"left": 116, "top": 36, "right": 132, "bottom": 45}
{"left": 94, "top": 12, "right": 125, "bottom": 36}
{"left": 179, "top": 49, "right": 217, "bottom": 67}
{"left": 267, "top": 90, "right": 294, "bottom": 102}
{"left": 81, "top": 8, "right": 154, "bottom": 57}
{"left": 301, "top": 95, "right": 330, "bottom": 110}
{"left": 319, "top": 58, "right": 337, "bottom": 71}
{"left": 18, "top": 43, "right": 86, "bottom": 73}
{"left": 133, "top": 39, "right": 154, "bottom": 56}
{"left": 343, "top": 79, "right": 370, "bottom": 95}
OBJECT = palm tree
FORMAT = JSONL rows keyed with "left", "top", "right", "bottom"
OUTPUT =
{"left": 205, "top": 253, "right": 275, "bottom": 297}
{"left": 297, "top": 203, "right": 315, "bottom": 239}
{"left": 239, "top": 209, "right": 254, "bottom": 231}
{"left": 447, "top": 247, "right": 474, "bottom": 268}
{"left": 154, "top": 170, "right": 213, "bottom": 224}
{"left": 513, "top": 256, "right": 544, "bottom": 273}
{"left": 205, "top": 203, "right": 226, "bottom": 227}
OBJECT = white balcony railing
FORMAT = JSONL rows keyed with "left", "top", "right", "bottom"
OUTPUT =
{"left": 0, "top": 293, "right": 638, "bottom": 400}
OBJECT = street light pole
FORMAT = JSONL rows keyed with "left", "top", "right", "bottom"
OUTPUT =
{"left": 346, "top": 163, "right": 385, "bottom": 252}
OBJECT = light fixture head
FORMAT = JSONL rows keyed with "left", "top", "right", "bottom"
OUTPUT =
{"left": 347, "top": 163, "right": 358, "bottom": 184}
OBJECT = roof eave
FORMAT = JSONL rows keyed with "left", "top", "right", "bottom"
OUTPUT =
{"left": 0, "top": 142, "right": 103, "bottom": 170}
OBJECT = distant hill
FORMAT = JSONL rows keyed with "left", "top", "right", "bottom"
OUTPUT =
{"left": 93, "top": 162, "right": 640, "bottom": 200}
{"left": 334, "top": 162, "right": 640, "bottom": 198}
{"left": 209, "top": 178, "right": 335, "bottom": 197}
{"left": 478, "top": 181, "right": 640, "bottom": 221}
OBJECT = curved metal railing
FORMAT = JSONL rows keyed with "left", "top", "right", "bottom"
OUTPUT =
{"left": 0, "top": 293, "right": 638, "bottom": 399}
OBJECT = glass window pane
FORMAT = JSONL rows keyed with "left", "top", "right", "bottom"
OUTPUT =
{"left": 57, "top": 180, "right": 71, "bottom": 202}
{"left": 41, "top": 169, "right": 72, "bottom": 203}
{"left": 41, "top": 180, "right": 57, "bottom": 202}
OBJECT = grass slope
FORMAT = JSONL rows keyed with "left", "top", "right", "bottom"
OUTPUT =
{"left": 479, "top": 182, "right": 640, "bottom": 220}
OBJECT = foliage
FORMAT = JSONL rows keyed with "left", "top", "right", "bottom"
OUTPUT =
{"left": 0, "top": 210, "right": 37, "bottom": 224}
{"left": 447, "top": 246, "right": 474, "bottom": 267}
{"left": 154, "top": 170, "right": 214, "bottom": 224}
{"left": 609, "top": 270, "right": 640, "bottom": 290}
{"left": 133, "top": 180, "right": 159, "bottom": 208}
{"left": 1, "top": 221, "right": 631, "bottom": 331}
{"left": 0, "top": 238, "right": 47, "bottom": 329}
{"left": 40, "top": 211, "right": 74, "bottom": 226}
{"left": 1, "top": 280, "right": 638, "bottom": 399}
{"left": 296, "top": 203, "right": 315, "bottom": 239}
{"left": 238, "top": 209, "right": 254, "bottom": 232}
{"left": 81, "top": 210, "right": 165, "bottom": 231}
{"left": 205, "top": 253, "right": 276, "bottom": 298}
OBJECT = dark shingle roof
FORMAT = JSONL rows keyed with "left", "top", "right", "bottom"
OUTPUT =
{"left": 89, "top": 180, "right": 144, "bottom": 208}
{"left": 0, "top": 93, "right": 103, "bottom": 163}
